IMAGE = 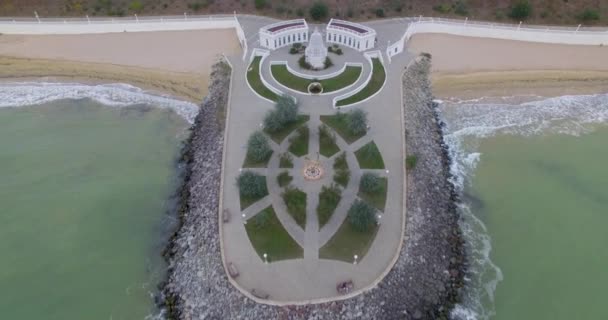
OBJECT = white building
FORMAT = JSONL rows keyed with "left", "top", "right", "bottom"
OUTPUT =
{"left": 305, "top": 28, "right": 328, "bottom": 69}
{"left": 259, "top": 19, "right": 309, "bottom": 50}
{"left": 325, "top": 19, "right": 376, "bottom": 52}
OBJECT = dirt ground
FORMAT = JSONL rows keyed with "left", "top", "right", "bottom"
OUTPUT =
{"left": 1, "top": 0, "right": 607, "bottom": 26}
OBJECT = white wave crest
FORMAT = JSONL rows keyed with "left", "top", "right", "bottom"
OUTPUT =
{"left": 0, "top": 82, "right": 200, "bottom": 124}
{"left": 443, "top": 93, "right": 608, "bottom": 320}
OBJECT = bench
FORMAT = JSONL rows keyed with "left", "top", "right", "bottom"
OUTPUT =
{"left": 227, "top": 262, "right": 239, "bottom": 278}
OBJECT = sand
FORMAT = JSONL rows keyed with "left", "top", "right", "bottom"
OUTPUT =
{"left": 407, "top": 33, "right": 608, "bottom": 99}
{"left": 0, "top": 29, "right": 241, "bottom": 102}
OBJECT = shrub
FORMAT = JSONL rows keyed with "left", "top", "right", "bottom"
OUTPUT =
{"left": 289, "top": 47, "right": 298, "bottom": 54}
{"left": 347, "top": 109, "right": 368, "bottom": 136}
{"left": 433, "top": 3, "right": 451, "bottom": 14}
{"left": 129, "top": 0, "right": 144, "bottom": 11}
{"left": 279, "top": 153, "right": 293, "bottom": 168}
{"left": 246, "top": 131, "right": 272, "bottom": 162}
{"left": 263, "top": 96, "right": 299, "bottom": 132}
{"left": 336, "top": 48, "right": 343, "bottom": 55}
{"left": 282, "top": 187, "right": 307, "bottom": 227}
{"left": 309, "top": 1, "right": 329, "bottom": 21}
{"left": 254, "top": 0, "right": 266, "bottom": 9}
{"left": 298, "top": 55, "right": 312, "bottom": 69}
{"left": 454, "top": 1, "right": 469, "bottom": 16}
{"left": 296, "top": 8, "right": 304, "bottom": 16}
{"left": 375, "top": 8, "right": 385, "bottom": 17}
{"left": 360, "top": 173, "right": 382, "bottom": 194}
{"left": 347, "top": 8, "right": 354, "bottom": 18}
{"left": 406, "top": 155, "right": 418, "bottom": 170}
{"left": 348, "top": 200, "right": 377, "bottom": 232}
{"left": 252, "top": 209, "right": 271, "bottom": 229}
{"left": 237, "top": 171, "right": 267, "bottom": 198}
{"left": 324, "top": 57, "right": 333, "bottom": 69}
{"left": 333, "top": 152, "right": 350, "bottom": 187}
{"left": 578, "top": 9, "right": 600, "bottom": 22}
{"left": 277, "top": 171, "right": 292, "bottom": 187}
{"left": 509, "top": 0, "right": 532, "bottom": 20}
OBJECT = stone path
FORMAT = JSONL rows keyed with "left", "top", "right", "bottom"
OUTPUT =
{"left": 219, "top": 15, "right": 414, "bottom": 303}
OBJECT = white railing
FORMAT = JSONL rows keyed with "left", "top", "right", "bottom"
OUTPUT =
{"left": 234, "top": 16, "right": 248, "bottom": 61}
{"left": 387, "top": 17, "right": 608, "bottom": 61}
{"left": 0, "top": 14, "right": 238, "bottom": 34}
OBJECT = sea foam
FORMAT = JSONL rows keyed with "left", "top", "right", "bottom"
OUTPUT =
{"left": 0, "top": 82, "right": 200, "bottom": 124}
{"left": 442, "top": 93, "right": 608, "bottom": 320}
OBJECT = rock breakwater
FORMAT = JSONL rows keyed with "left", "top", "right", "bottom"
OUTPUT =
{"left": 161, "top": 56, "right": 465, "bottom": 320}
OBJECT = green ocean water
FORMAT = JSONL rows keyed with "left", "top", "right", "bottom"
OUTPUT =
{"left": 0, "top": 99, "right": 188, "bottom": 319}
{"left": 470, "top": 127, "right": 608, "bottom": 319}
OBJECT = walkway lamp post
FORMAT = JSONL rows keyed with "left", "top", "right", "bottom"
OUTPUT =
{"left": 184, "top": 12, "right": 188, "bottom": 20}
{"left": 263, "top": 253, "right": 268, "bottom": 264}
{"left": 377, "top": 214, "right": 382, "bottom": 225}
{"left": 34, "top": 11, "right": 40, "bottom": 23}
{"left": 353, "top": 254, "right": 358, "bottom": 265}
{"left": 242, "top": 213, "right": 247, "bottom": 224}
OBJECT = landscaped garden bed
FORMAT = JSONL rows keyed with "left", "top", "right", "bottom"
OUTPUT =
{"left": 333, "top": 152, "right": 350, "bottom": 187}
{"left": 320, "top": 109, "right": 367, "bottom": 144}
{"left": 355, "top": 141, "right": 385, "bottom": 169}
{"left": 271, "top": 64, "right": 361, "bottom": 94}
{"left": 319, "top": 125, "right": 340, "bottom": 157}
{"left": 245, "top": 206, "right": 303, "bottom": 262}
{"left": 288, "top": 126, "right": 309, "bottom": 157}
{"left": 358, "top": 173, "right": 388, "bottom": 211}
{"left": 237, "top": 171, "right": 268, "bottom": 210}
{"left": 336, "top": 58, "right": 386, "bottom": 107}
{"left": 243, "top": 131, "right": 273, "bottom": 168}
{"left": 282, "top": 187, "right": 307, "bottom": 229}
{"left": 317, "top": 184, "right": 342, "bottom": 229}
{"left": 247, "top": 56, "right": 279, "bottom": 102}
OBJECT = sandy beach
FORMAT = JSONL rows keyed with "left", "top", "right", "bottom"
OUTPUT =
{"left": 0, "top": 29, "right": 241, "bottom": 102}
{"left": 408, "top": 33, "right": 608, "bottom": 99}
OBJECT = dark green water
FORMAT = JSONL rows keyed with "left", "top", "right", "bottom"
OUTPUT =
{"left": 471, "top": 128, "right": 608, "bottom": 320}
{"left": 0, "top": 100, "right": 188, "bottom": 319}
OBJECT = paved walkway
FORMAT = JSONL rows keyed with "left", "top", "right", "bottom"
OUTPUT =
{"left": 220, "top": 16, "right": 415, "bottom": 303}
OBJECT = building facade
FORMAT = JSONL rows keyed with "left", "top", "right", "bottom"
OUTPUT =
{"left": 259, "top": 19, "right": 309, "bottom": 50}
{"left": 325, "top": 19, "right": 376, "bottom": 52}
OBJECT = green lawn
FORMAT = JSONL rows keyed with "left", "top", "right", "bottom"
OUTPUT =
{"left": 279, "top": 153, "right": 294, "bottom": 168}
{"left": 333, "top": 152, "right": 350, "bottom": 187}
{"left": 317, "top": 184, "right": 342, "bottom": 229}
{"left": 242, "top": 152, "right": 272, "bottom": 168}
{"left": 282, "top": 187, "right": 307, "bottom": 229}
{"left": 271, "top": 64, "right": 361, "bottom": 93}
{"left": 319, "top": 218, "right": 379, "bottom": 263}
{"left": 288, "top": 126, "right": 309, "bottom": 157}
{"left": 336, "top": 58, "right": 386, "bottom": 107}
{"left": 277, "top": 171, "right": 293, "bottom": 187}
{"left": 355, "top": 141, "right": 385, "bottom": 169}
{"left": 319, "top": 125, "right": 340, "bottom": 157}
{"left": 358, "top": 177, "right": 388, "bottom": 211}
{"left": 247, "top": 56, "right": 279, "bottom": 102}
{"left": 239, "top": 179, "right": 268, "bottom": 210}
{"left": 320, "top": 114, "right": 365, "bottom": 144}
{"left": 245, "top": 206, "right": 303, "bottom": 262}
{"left": 264, "top": 115, "right": 309, "bottom": 144}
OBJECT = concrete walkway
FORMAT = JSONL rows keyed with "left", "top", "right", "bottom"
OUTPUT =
{"left": 220, "top": 16, "right": 414, "bottom": 303}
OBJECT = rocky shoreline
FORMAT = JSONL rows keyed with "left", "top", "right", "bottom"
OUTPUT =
{"left": 161, "top": 56, "right": 465, "bottom": 319}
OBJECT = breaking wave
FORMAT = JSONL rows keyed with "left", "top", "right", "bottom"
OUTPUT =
{"left": 440, "top": 93, "right": 608, "bottom": 320}
{"left": 0, "top": 82, "right": 199, "bottom": 124}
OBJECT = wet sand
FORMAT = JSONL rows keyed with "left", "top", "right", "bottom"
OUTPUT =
{"left": 0, "top": 29, "right": 241, "bottom": 102}
{"left": 407, "top": 33, "right": 608, "bottom": 99}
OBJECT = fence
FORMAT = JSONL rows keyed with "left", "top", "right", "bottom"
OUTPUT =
{"left": 387, "top": 17, "right": 608, "bottom": 61}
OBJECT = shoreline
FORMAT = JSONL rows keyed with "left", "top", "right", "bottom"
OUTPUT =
{"left": 0, "top": 55, "right": 210, "bottom": 103}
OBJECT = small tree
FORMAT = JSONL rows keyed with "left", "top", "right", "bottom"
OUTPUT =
{"left": 263, "top": 96, "right": 299, "bottom": 132}
{"left": 374, "top": 8, "right": 385, "bottom": 18}
{"left": 348, "top": 200, "right": 376, "bottom": 232}
{"left": 578, "top": 9, "right": 600, "bottom": 22}
{"left": 254, "top": 0, "right": 267, "bottom": 10}
{"left": 360, "top": 173, "right": 381, "bottom": 194}
{"left": 236, "top": 171, "right": 267, "bottom": 198}
{"left": 509, "top": 0, "right": 532, "bottom": 20}
{"left": 347, "top": 109, "right": 368, "bottom": 136}
{"left": 246, "top": 131, "right": 272, "bottom": 162}
{"left": 309, "top": 1, "right": 329, "bottom": 21}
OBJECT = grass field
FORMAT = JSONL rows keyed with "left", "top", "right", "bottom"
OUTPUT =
{"left": 288, "top": 126, "right": 309, "bottom": 157}
{"left": 271, "top": 64, "right": 361, "bottom": 93}
{"left": 320, "top": 114, "right": 365, "bottom": 144}
{"left": 336, "top": 58, "right": 385, "bottom": 107}
{"left": 282, "top": 187, "right": 307, "bottom": 229}
{"left": 247, "top": 56, "right": 279, "bottom": 102}
{"left": 358, "top": 177, "right": 387, "bottom": 211}
{"left": 245, "top": 206, "right": 303, "bottom": 262}
{"left": 277, "top": 171, "right": 293, "bottom": 187}
{"left": 355, "top": 141, "right": 385, "bottom": 169}
{"left": 319, "top": 217, "right": 379, "bottom": 263}
{"left": 264, "top": 115, "right": 309, "bottom": 144}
